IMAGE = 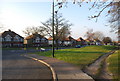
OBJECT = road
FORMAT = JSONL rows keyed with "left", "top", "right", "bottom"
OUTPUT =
{"left": 2, "top": 50, "right": 53, "bottom": 80}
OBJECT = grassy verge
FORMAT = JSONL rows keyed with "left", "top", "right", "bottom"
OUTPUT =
{"left": 106, "top": 50, "right": 119, "bottom": 80}
{"left": 33, "top": 45, "right": 116, "bottom": 68}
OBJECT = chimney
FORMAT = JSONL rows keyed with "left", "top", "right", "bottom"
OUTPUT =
{"left": 8, "top": 29, "right": 11, "bottom": 31}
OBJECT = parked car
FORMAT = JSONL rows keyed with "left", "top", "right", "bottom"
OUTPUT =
{"left": 75, "top": 45, "right": 81, "bottom": 48}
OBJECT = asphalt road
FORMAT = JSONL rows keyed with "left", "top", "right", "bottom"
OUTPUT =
{"left": 2, "top": 50, "right": 53, "bottom": 80}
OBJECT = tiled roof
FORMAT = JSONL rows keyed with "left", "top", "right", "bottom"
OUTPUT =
{"left": 25, "top": 35, "right": 34, "bottom": 40}
{"left": 76, "top": 37, "right": 84, "bottom": 42}
{"left": 1, "top": 29, "right": 23, "bottom": 38}
{"left": 76, "top": 38, "right": 81, "bottom": 42}
{"left": 48, "top": 36, "right": 76, "bottom": 41}
{"left": 25, "top": 33, "right": 47, "bottom": 40}
{"left": 48, "top": 37, "right": 53, "bottom": 40}
{"left": 65, "top": 38, "right": 70, "bottom": 41}
{"left": 65, "top": 36, "right": 76, "bottom": 41}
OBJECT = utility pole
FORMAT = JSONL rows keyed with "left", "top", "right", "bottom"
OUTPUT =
{"left": 52, "top": 0, "right": 55, "bottom": 57}
{"left": 55, "top": 11, "right": 59, "bottom": 50}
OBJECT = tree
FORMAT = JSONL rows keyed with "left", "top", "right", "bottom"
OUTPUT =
{"left": 0, "top": 24, "right": 5, "bottom": 32}
{"left": 93, "top": 31, "right": 105, "bottom": 41}
{"left": 85, "top": 29, "right": 104, "bottom": 41}
{"left": 84, "top": 29, "right": 94, "bottom": 41}
{"left": 41, "top": 13, "right": 72, "bottom": 48}
{"left": 108, "top": 2, "right": 120, "bottom": 34}
{"left": 23, "top": 26, "right": 45, "bottom": 36}
{"left": 102, "top": 37, "right": 112, "bottom": 45}
{"left": 56, "top": 0, "right": 120, "bottom": 34}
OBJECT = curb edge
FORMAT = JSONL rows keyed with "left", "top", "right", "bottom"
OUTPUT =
{"left": 24, "top": 55, "right": 58, "bottom": 81}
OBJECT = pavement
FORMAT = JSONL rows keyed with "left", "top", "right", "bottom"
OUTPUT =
{"left": 24, "top": 53, "right": 94, "bottom": 81}
{"left": 83, "top": 50, "right": 115, "bottom": 80}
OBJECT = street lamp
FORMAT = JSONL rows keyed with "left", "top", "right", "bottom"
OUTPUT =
{"left": 52, "top": 0, "right": 55, "bottom": 57}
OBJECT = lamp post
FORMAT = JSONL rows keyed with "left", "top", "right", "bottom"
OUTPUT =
{"left": 52, "top": 0, "right": 55, "bottom": 57}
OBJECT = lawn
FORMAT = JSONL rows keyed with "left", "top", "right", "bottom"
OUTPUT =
{"left": 34, "top": 45, "right": 116, "bottom": 68}
{"left": 106, "top": 50, "right": 119, "bottom": 80}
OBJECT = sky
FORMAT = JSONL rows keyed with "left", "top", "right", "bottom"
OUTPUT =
{"left": 0, "top": 0, "right": 118, "bottom": 41}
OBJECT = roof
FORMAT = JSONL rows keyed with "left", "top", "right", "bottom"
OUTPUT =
{"left": 48, "top": 37, "right": 53, "bottom": 40}
{"left": 25, "top": 35, "right": 34, "bottom": 40}
{"left": 48, "top": 36, "right": 76, "bottom": 41}
{"left": 1, "top": 29, "right": 23, "bottom": 38}
{"left": 25, "top": 33, "right": 47, "bottom": 40}
{"left": 65, "top": 36, "right": 76, "bottom": 41}
{"left": 76, "top": 37, "right": 84, "bottom": 42}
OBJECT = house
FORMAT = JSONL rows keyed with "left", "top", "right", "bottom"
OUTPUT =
{"left": 48, "top": 37, "right": 54, "bottom": 46}
{"left": 76, "top": 37, "right": 87, "bottom": 46}
{"left": 48, "top": 36, "right": 76, "bottom": 47}
{"left": 85, "top": 39, "right": 95, "bottom": 45}
{"left": 48, "top": 37, "right": 62, "bottom": 46}
{"left": 94, "top": 39, "right": 103, "bottom": 45}
{"left": 85, "top": 38, "right": 103, "bottom": 45}
{"left": 63, "top": 36, "right": 76, "bottom": 46}
{"left": 0, "top": 29, "right": 24, "bottom": 47}
{"left": 24, "top": 33, "right": 48, "bottom": 47}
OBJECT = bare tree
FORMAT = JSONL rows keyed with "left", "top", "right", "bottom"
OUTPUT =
{"left": 56, "top": 0, "right": 120, "bottom": 34}
{"left": 41, "top": 13, "right": 72, "bottom": 49}
{"left": 108, "top": 2, "right": 120, "bottom": 34}
{"left": 0, "top": 24, "right": 5, "bottom": 32}
{"left": 84, "top": 29, "right": 94, "bottom": 40}
{"left": 85, "top": 29, "right": 104, "bottom": 41}
{"left": 23, "top": 26, "right": 45, "bottom": 36}
{"left": 93, "top": 31, "right": 105, "bottom": 41}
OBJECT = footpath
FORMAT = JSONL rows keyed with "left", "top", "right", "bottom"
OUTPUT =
{"left": 83, "top": 50, "right": 115, "bottom": 80}
{"left": 24, "top": 54, "right": 94, "bottom": 81}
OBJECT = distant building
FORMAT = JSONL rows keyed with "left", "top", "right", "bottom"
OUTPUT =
{"left": 94, "top": 39, "right": 103, "bottom": 45}
{"left": 64, "top": 36, "right": 76, "bottom": 46}
{"left": 85, "top": 38, "right": 103, "bottom": 45}
{"left": 76, "top": 37, "right": 87, "bottom": 46}
{"left": 0, "top": 29, "right": 24, "bottom": 47}
{"left": 48, "top": 37, "right": 62, "bottom": 46}
{"left": 48, "top": 37, "right": 54, "bottom": 46}
{"left": 24, "top": 33, "right": 48, "bottom": 47}
{"left": 47, "top": 36, "right": 76, "bottom": 47}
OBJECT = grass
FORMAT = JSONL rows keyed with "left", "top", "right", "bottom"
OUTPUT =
{"left": 33, "top": 45, "right": 116, "bottom": 68}
{"left": 106, "top": 50, "right": 119, "bottom": 80}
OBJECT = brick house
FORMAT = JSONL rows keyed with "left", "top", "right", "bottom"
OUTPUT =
{"left": 0, "top": 29, "right": 24, "bottom": 47}
{"left": 63, "top": 36, "right": 76, "bottom": 46}
{"left": 76, "top": 37, "right": 86, "bottom": 46}
{"left": 48, "top": 37, "right": 54, "bottom": 46}
{"left": 48, "top": 36, "right": 76, "bottom": 47}
{"left": 48, "top": 37, "right": 62, "bottom": 46}
{"left": 24, "top": 33, "right": 48, "bottom": 47}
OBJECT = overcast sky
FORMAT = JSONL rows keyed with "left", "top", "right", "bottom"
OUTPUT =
{"left": 0, "top": 0, "right": 118, "bottom": 41}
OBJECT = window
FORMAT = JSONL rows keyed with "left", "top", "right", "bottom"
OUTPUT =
{"left": 2, "top": 38, "right": 4, "bottom": 41}
{"left": 35, "top": 37, "right": 40, "bottom": 43}
{"left": 14, "top": 35, "right": 20, "bottom": 42}
{"left": 5, "top": 34, "right": 12, "bottom": 41}
{"left": 41, "top": 38, "right": 45, "bottom": 42}
{"left": 20, "top": 38, "right": 23, "bottom": 42}
{"left": 0, "top": 37, "right": 2, "bottom": 42}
